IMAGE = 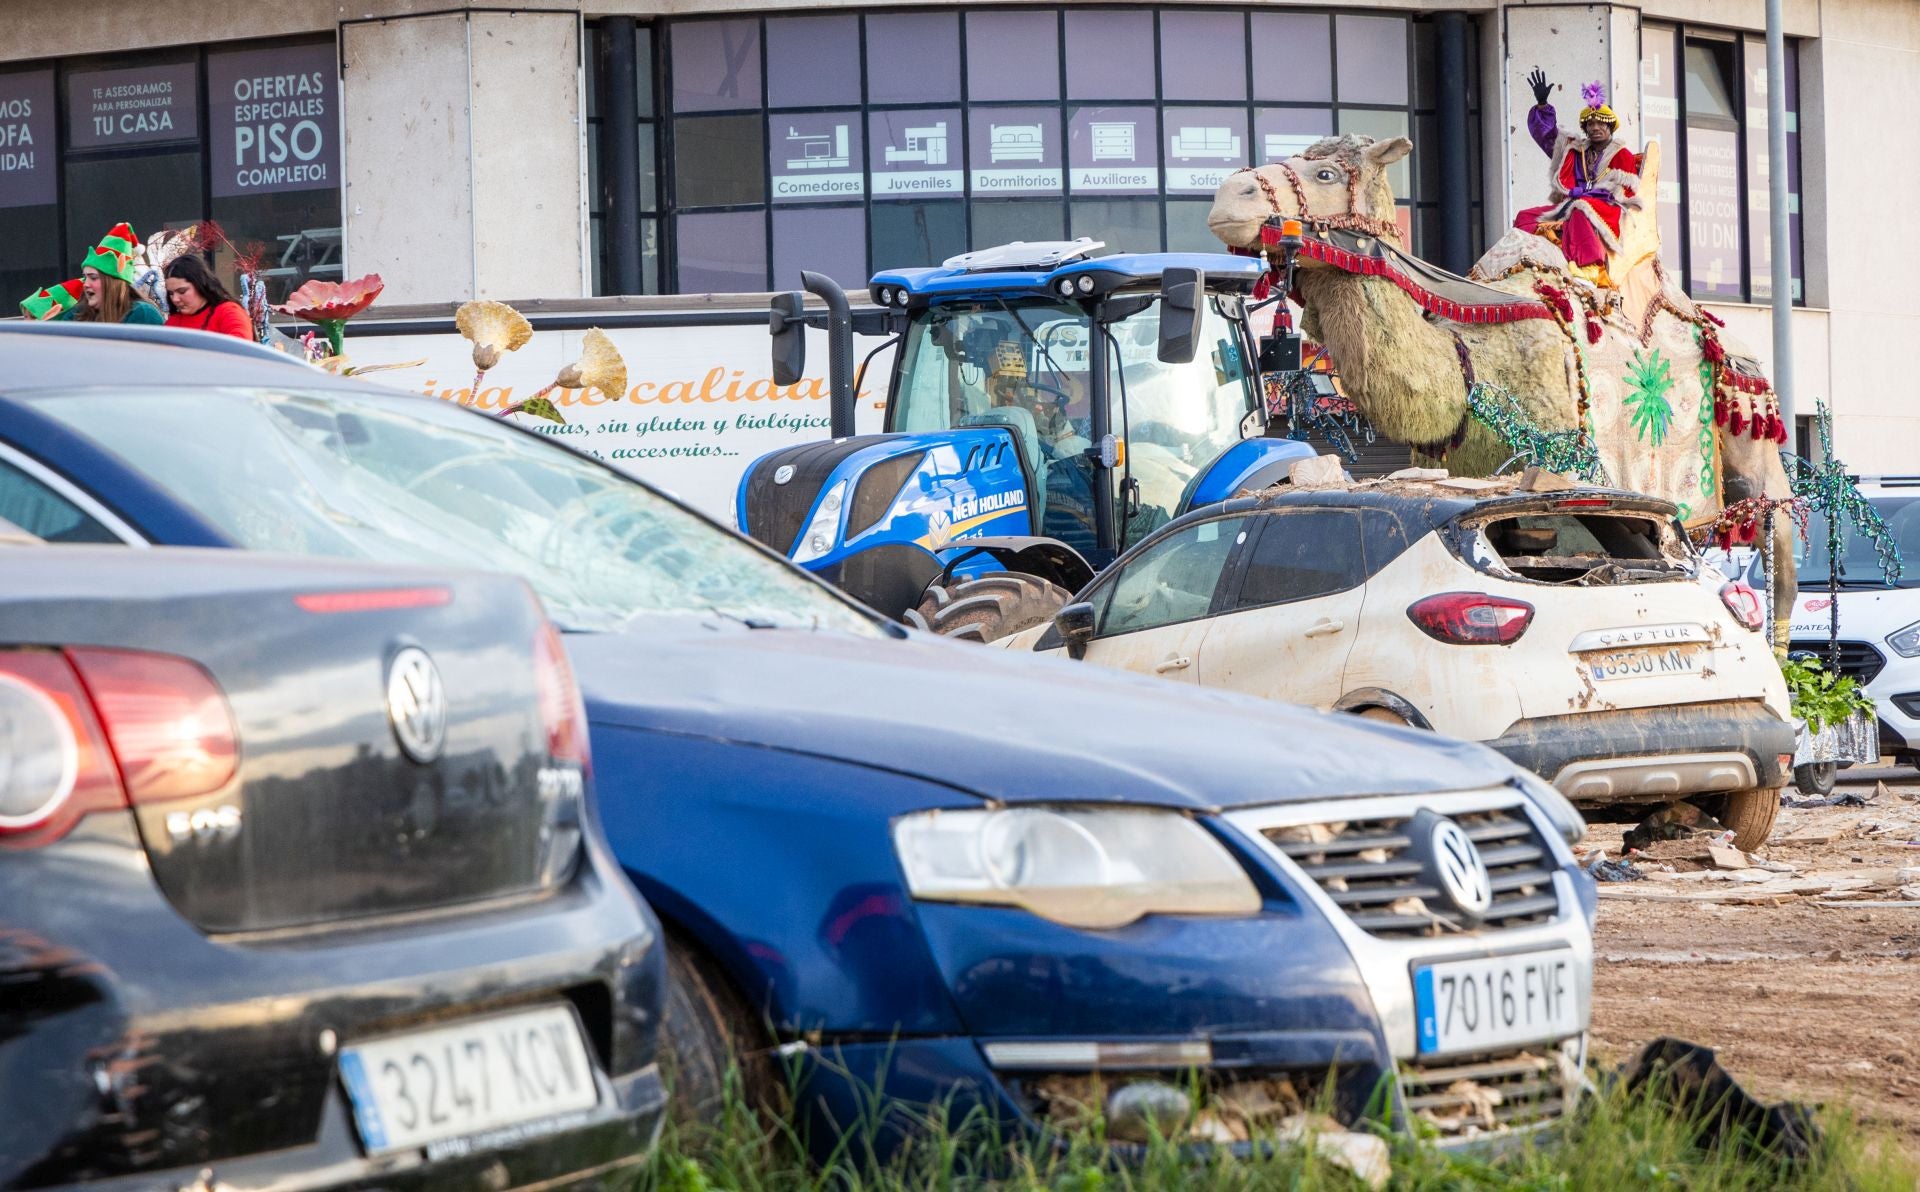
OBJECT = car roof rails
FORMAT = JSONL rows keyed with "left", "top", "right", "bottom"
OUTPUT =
{"left": 0, "top": 320, "right": 316, "bottom": 371}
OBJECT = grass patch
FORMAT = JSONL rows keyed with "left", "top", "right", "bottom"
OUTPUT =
{"left": 631, "top": 1068, "right": 1918, "bottom": 1192}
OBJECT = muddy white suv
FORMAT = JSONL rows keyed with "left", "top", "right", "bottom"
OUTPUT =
{"left": 1008, "top": 479, "right": 1795, "bottom": 846}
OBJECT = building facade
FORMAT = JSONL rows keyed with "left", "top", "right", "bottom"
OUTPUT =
{"left": 4, "top": 0, "right": 1910, "bottom": 470}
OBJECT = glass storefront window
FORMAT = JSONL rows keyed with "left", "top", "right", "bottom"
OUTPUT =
{"left": 772, "top": 205, "right": 866, "bottom": 290}
{"left": 676, "top": 210, "right": 766, "bottom": 292}
{"left": 767, "top": 16, "right": 859, "bottom": 108}
{"left": 866, "top": 12, "right": 961, "bottom": 105}
{"left": 598, "top": 8, "right": 1453, "bottom": 295}
{"left": 671, "top": 19, "right": 761, "bottom": 112}
{"left": 968, "top": 11, "right": 1061, "bottom": 103}
{"left": 1160, "top": 11, "right": 1248, "bottom": 102}
{"left": 1065, "top": 10, "right": 1155, "bottom": 101}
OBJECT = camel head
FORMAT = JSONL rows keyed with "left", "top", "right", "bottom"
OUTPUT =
{"left": 1207, "top": 134, "right": 1413, "bottom": 252}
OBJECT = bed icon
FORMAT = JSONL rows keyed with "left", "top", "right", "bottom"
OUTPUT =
{"left": 989, "top": 124, "right": 1046, "bottom": 163}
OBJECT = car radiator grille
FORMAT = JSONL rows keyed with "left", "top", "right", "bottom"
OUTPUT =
{"left": 1262, "top": 808, "right": 1559, "bottom": 938}
{"left": 1399, "top": 1046, "right": 1577, "bottom": 1138}
{"left": 1788, "top": 640, "right": 1885, "bottom": 684}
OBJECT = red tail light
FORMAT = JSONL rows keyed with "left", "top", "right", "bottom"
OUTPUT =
{"left": 1719, "top": 580, "right": 1765, "bottom": 632}
{"left": 0, "top": 650, "right": 126, "bottom": 845}
{"left": 67, "top": 649, "right": 238, "bottom": 803}
{"left": 533, "top": 621, "right": 591, "bottom": 773}
{"left": 1555, "top": 498, "right": 1615, "bottom": 509}
{"left": 295, "top": 586, "right": 452, "bottom": 614}
{"left": 1407, "top": 592, "right": 1535, "bottom": 645}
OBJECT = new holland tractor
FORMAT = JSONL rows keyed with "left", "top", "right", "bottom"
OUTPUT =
{"left": 738, "top": 238, "right": 1319, "bottom": 641}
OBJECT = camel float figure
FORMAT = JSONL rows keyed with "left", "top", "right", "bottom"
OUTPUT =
{"left": 1207, "top": 134, "right": 1798, "bottom": 643}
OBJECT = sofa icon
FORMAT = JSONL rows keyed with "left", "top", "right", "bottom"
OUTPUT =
{"left": 1169, "top": 126, "right": 1242, "bottom": 161}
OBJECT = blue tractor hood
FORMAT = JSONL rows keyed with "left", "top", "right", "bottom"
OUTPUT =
{"left": 569, "top": 621, "right": 1520, "bottom": 812}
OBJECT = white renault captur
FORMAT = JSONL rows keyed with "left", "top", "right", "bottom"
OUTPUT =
{"left": 1007, "top": 478, "right": 1795, "bottom": 846}
{"left": 1786, "top": 476, "right": 1920, "bottom": 774}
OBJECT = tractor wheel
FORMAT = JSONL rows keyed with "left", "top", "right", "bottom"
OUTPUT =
{"left": 1794, "top": 761, "right": 1837, "bottom": 797}
{"left": 904, "top": 572, "right": 1073, "bottom": 643}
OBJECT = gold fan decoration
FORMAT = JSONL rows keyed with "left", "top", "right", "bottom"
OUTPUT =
{"left": 503, "top": 329, "right": 627, "bottom": 425}
{"left": 456, "top": 299, "right": 533, "bottom": 393}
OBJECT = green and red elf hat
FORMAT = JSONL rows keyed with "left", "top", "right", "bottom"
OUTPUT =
{"left": 82, "top": 222, "right": 144, "bottom": 285}
{"left": 18, "top": 279, "right": 83, "bottom": 320}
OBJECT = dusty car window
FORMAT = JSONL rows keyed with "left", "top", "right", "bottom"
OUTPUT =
{"left": 1235, "top": 509, "right": 1367, "bottom": 609}
{"left": 27, "top": 386, "right": 883, "bottom": 636}
{"left": 1097, "top": 515, "right": 1249, "bottom": 636}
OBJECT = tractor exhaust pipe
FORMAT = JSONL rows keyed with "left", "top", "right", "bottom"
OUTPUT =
{"left": 802, "top": 270, "right": 856, "bottom": 439}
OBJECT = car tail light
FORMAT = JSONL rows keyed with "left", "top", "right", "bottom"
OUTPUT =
{"left": 0, "top": 650, "right": 127, "bottom": 845}
{"left": 1720, "top": 580, "right": 1765, "bottom": 632}
{"left": 67, "top": 649, "right": 238, "bottom": 802}
{"left": 533, "top": 621, "right": 591, "bottom": 773}
{"left": 295, "top": 586, "right": 452, "bottom": 614}
{"left": 1407, "top": 592, "right": 1535, "bottom": 645}
{"left": 1555, "top": 498, "right": 1614, "bottom": 509}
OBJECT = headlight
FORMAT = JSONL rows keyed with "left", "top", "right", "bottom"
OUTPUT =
{"left": 789, "top": 479, "right": 848, "bottom": 564}
{"left": 1510, "top": 768, "right": 1585, "bottom": 846}
{"left": 892, "top": 806, "right": 1261, "bottom": 929}
{"left": 1888, "top": 619, "right": 1920, "bottom": 658}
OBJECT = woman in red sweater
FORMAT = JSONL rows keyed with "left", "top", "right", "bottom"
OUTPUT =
{"left": 164, "top": 256, "right": 253, "bottom": 340}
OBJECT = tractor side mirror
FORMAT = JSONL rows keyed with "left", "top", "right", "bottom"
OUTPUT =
{"left": 1157, "top": 267, "right": 1204, "bottom": 365}
{"left": 1055, "top": 601, "right": 1097, "bottom": 660}
{"left": 769, "top": 291, "right": 807, "bottom": 386}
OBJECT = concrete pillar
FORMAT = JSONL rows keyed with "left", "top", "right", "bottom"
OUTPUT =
{"left": 1496, "top": 4, "right": 1642, "bottom": 227}
{"left": 342, "top": 10, "right": 585, "bottom": 304}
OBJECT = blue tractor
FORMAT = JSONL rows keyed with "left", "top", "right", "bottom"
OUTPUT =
{"left": 737, "top": 238, "right": 1320, "bottom": 640}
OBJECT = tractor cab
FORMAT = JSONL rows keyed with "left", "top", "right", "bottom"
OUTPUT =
{"left": 744, "top": 239, "right": 1318, "bottom": 637}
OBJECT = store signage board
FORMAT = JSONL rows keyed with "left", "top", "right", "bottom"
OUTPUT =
{"left": 969, "top": 107, "right": 1062, "bottom": 194}
{"left": 0, "top": 70, "right": 55, "bottom": 209}
{"left": 68, "top": 62, "right": 198, "bottom": 149}
{"left": 770, "top": 112, "right": 865, "bottom": 203}
{"left": 869, "top": 109, "right": 962, "bottom": 197}
{"left": 1067, "top": 106, "right": 1158, "bottom": 194}
{"left": 208, "top": 43, "right": 339, "bottom": 198}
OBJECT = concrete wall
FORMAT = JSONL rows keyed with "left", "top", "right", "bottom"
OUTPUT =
{"left": 340, "top": 11, "right": 585, "bottom": 304}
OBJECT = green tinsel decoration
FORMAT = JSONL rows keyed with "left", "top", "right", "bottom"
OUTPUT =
{"left": 1781, "top": 398, "right": 1903, "bottom": 590}
{"left": 1465, "top": 381, "right": 1610, "bottom": 484}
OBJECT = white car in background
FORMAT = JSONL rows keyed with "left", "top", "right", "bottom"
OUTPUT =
{"left": 1786, "top": 476, "right": 1920, "bottom": 777}
{"left": 1006, "top": 480, "right": 1795, "bottom": 846}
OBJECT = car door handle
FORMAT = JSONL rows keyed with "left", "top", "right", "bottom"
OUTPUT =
{"left": 1155, "top": 655, "right": 1192, "bottom": 673}
{"left": 1303, "top": 619, "right": 1345, "bottom": 638}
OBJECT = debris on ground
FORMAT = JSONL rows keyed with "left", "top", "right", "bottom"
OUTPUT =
{"left": 1583, "top": 849, "right": 1645, "bottom": 882}
{"left": 1619, "top": 1038, "right": 1820, "bottom": 1162}
{"left": 1785, "top": 791, "right": 1869, "bottom": 809}
{"left": 1623, "top": 802, "right": 1729, "bottom": 852}
{"left": 1274, "top": 1114, "right": 1391, "bottom": 1190}
{"left": 1032, "top": 1073, "right": 1308, "bottom": 1145}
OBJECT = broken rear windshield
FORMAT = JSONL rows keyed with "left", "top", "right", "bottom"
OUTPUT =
{"left": 1454, "top": 508, "right": 1695, "bottom": 586}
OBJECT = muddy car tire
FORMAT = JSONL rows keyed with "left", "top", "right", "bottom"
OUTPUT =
{"left": 1794, "top": 761, "right": 1837, "bottom": 797}
{"left": 905, "top": 572, "right": 1073, "bottom": 643}
{"left": 661, "top": 935, "right": 782, "bottom": 1124}
{"left": 1352, "top": 706, "right": 1415, "bottom": 727}
{"left": 1704, "top": 787, "right": 1783, "bottom": 850}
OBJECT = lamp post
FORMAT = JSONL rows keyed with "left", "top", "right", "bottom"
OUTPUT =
{"left": 1766, "top": 0, "right": 1794, "bottom": 434}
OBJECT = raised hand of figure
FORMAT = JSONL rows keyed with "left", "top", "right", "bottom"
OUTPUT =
{"left": 1527, "top": 68, "right": 1552, "bottom": 106}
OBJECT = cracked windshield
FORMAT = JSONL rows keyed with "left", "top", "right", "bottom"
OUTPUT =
{"left": 27, "top": 387, "right": 881, "bottom": 634}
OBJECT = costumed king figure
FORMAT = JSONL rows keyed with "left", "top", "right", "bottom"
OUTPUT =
{"left": 1513, "top": 71, "right": 1641, "bottom": 287}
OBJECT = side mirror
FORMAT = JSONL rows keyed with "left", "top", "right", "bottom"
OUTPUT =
{"left": 769, "top": 291, "right": 807, "bottom": 386}
{"left": 1156, "top": 267, "right": 1203, "bottom": 364}
{"left": 1055, "top": 601, "right": 1097, "bottom": 660}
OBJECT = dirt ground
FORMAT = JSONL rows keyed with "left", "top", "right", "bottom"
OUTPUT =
{"left": 1586, "top": 764, "right": 1920, "bottom": 1140}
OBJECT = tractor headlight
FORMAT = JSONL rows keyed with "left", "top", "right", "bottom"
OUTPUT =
{"left": 790, "top": 480, "right": 848, "bottom": 564}
{"left": 893, "top": 806, "right": 1261, "bottom": 929}
{"left": 1888, "top": 619, "right": 1920, "bottom": 658}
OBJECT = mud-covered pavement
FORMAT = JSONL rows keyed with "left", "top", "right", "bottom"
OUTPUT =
{"left": 1587, "top": 765, "right": 1920, "bottom": 1140}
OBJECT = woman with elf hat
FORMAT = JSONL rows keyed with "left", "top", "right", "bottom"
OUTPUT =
{"left": 59, "top": 222, "right": 166, "bottom": 325}
{"left": 1512, "top": 72, "right": 1641, "bottom": 288}
{"left": 17, "top": 280, "right": 83, "bottom": 321}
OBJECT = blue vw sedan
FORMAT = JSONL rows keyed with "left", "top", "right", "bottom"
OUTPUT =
{"left": 0, "top": 324, "right": 1596, "bottom": 1156}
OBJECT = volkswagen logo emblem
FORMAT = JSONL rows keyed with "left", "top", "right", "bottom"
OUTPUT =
{"left": 1426, "top": 817, "right": 1493, "bottom": 917}
{"left": 386, "top": 647, "right": 447, "bottom": 764}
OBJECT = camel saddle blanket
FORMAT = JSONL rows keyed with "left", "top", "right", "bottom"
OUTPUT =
{"left": 1258, "top": 222, "right": 1553, "bottom": 325}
